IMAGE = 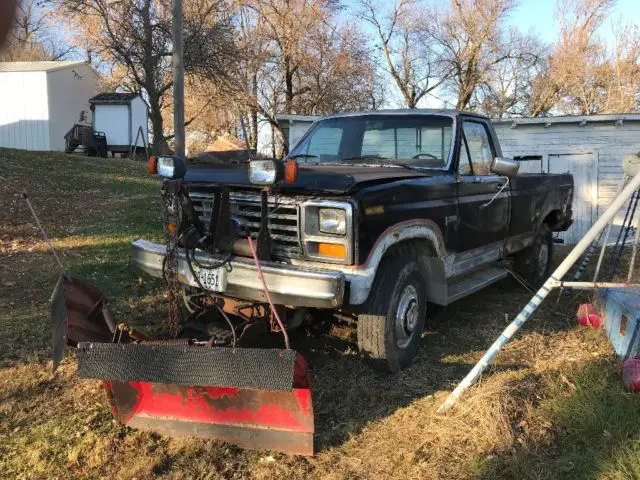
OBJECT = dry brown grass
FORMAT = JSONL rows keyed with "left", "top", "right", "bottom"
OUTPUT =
{"left": 2, "top": 148, "right": 640, "bottom": 479}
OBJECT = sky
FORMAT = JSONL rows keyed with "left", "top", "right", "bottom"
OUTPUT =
{"left": 339, "top": 0, "right": 640, "bottom": 108}
{"left": 508, "top": 0, "right": 640, "bottom": 44}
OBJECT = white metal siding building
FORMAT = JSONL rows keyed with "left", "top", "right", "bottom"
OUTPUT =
{"left": 493, "top": 115, "right": 640, "bottom": 244}
{"left": 0, "top": 61, "right": 99, "bottom": 151}
{"left": 277, "top": 113, "right": 640, "bottom": 244}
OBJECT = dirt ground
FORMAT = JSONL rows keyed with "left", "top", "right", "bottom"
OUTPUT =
{"left": 1, "top": 148, "right": 639, "bottom": 480}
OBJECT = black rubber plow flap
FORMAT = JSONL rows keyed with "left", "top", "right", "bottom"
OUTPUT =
{"left": 77, "top": 343, "right": 298, "bottom": 391}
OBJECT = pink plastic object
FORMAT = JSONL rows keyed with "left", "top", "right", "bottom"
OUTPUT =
{"left": 622, "top": 358, "right": 640, "bottom": 392}
{"left": 576, "top": 303, "right": 603, "bottom": 328}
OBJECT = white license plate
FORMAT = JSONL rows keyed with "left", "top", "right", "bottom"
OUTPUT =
{"left": 190, "top": 266, "right": 227, "bottom": 292}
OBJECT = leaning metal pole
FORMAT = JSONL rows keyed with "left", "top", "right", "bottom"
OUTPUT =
{"left": 439, "top": 166, "right": 640, "bottom": 412}
{"left": 172, "top": 0, "right": 185, "bottom": 158}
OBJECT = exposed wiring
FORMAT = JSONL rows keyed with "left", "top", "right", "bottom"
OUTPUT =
{"left": 184, "top": 228, "right": 237, "bottom": 349}
{"left": 246, "top": 235, "right": 290, "bottom": 349}
{"left": 189, "top": 234, "right": 233, "bottom": 271}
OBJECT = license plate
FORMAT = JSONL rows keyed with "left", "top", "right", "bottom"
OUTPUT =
{"left": 190, "top": 266, "right": 227, "bottom": 292}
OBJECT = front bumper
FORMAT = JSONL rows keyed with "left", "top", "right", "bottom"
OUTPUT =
{"left": 131, "top": 240, "right": 345, "bottom": 308}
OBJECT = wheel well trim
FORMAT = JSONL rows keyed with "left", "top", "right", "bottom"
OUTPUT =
{"left": 347, "top": 219, "right": 446, "bottom": 305}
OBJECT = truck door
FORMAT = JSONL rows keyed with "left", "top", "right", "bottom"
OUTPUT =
{"left": 456, "top": 119, "right": 510, "bottom": 251}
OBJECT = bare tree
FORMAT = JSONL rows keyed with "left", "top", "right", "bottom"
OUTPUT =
{"left": 474, "top": 31, "right": 553, "bottom": 117}
{"left": 0, "top": 0, "right": 72, "bottom": 61}
{"left": 551, "top": 0, "right": 616, "bottom": 114}
{"left": 430, "top": 0, "right": 520, "bottom": 110}
{"left": 56, "top": 0, "right": 238, "bottom": 154}
{"left": 360, "top": 0, "right": 445, "bottom": 108}
{"left": 226, "top": 0, "right": 383, "bottom": 155}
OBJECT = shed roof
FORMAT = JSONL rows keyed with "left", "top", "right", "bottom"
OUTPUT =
{"left": 492, "top": 113, "right": 640, "bottom": 127}
{"left": 90, "top": 92, "right": 139, "bottom": 105}
{"left": 277, "top": 112, "right": 640, "bottom": 127}
{"left": 0, "top": 60, "right": 89, "bottom": 73}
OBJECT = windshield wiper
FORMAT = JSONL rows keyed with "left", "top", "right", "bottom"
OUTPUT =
{"left": 342, "top": 155, "right": 388, "bottom": 162}
{"left": 342, "top": 156, "right": 422, "bottom": 172}
{"left": 288, "top": 153, "right": 318, "bottom": 160}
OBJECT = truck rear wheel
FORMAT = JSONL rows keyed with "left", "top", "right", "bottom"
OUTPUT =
{"left": 357, "top": 258, "right": 427, "bottom": 372}
{"left": 513, "top": 223, "right": 553, "bottom": 288}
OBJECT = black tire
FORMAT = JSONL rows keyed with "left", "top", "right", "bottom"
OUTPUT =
{"left": 357, "top": 257, "right": 427, "bottom": 372}
{"left": 513, "top": 223, "right": 553, "bottom": 288}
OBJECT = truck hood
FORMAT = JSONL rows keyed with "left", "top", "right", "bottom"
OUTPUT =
{"left": 184, "top": 163, "right": 438, "bottom": 194}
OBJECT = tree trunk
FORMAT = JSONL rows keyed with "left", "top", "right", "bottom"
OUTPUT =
{"left": 149, "top": 96, "right": 168, "bottom": 155}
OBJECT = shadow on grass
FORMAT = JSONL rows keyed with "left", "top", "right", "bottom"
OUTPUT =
{"left": 478, "top": 358, "right": 640, "bottom": 480}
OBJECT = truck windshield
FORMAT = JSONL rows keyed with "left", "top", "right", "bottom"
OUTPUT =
{"left": 288, "top": 114, "right": 454, "bottom": 169}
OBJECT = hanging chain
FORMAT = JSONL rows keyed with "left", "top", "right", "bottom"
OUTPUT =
{"left": 162, "top": 180, "right": 183, "bottom": 337}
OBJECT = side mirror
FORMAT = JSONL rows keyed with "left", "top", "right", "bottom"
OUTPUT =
{"left": 491, "top": 156, "right": 520, "bottom": 177}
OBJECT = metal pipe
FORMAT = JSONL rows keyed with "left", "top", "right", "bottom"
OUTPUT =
{"left": 438, "top": 169, "right": 640, "bottom": 412}
{"left": 554, "top": 281, "right": 640, "bottom": 289}
{"left": 627, "top": 204, "right": 640, "bottom": 283}
{"left": 172, "top": 0, "right": 185, "bottom": 159}
{"left": 573, "top": 232, "right": 603, "bottom": 281}
{"left": 593, "top": 174, "right": 628, "bottom": 281}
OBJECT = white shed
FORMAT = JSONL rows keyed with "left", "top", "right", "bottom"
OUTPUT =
{"left": 277, "top": 113, "right": 640, "bottom": 244}
{"left": 0, "top": 61, "right": 99, "bottom": 151}
{"left": 90, "top": 92, "right": 149, "bottom": 154}
{"left": 493, "top": 114, "right": 640, "bottom": 244}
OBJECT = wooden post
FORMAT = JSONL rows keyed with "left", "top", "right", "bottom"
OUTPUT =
{"left": 172, "top": 0, "right": 185, "bottom": 159}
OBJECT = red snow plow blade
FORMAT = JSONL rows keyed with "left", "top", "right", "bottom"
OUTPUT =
{"left": 77, "top": 343, "right": 315, "bottom": 456}
{"left": 104, "top": 378, "right": 313, "bottom": 455}
{"left": 51, "top": 275, "right": 315, "bottom": 456}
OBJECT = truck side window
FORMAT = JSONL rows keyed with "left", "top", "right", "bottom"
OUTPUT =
{"left": 459, "top": 121, "right": 494, "bottom": 175}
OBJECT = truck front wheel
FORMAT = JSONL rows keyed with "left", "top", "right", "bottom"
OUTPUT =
{"left": 357, "top": 258, "right": 427, "bottom": 372}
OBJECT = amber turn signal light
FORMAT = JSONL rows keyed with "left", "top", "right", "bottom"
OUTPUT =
{"left": 285, "top": 159, "right": 298, "bottom": 184}
{"left": 317, "top": 242, "right": 346, "bottom": 259}
{"left": 148, "top": 156, "right": 158, "bottom": 174}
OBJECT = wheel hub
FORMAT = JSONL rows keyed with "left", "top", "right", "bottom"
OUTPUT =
{"left": 395, "top": 285, "right": 419, "bottom": 348}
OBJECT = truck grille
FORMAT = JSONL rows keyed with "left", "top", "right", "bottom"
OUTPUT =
{"left": 188, "top": 190, "right": 302, "bottom": 258}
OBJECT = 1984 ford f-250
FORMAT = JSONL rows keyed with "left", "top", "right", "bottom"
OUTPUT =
{"left": 132, "top": 109, "right": 573, "bottom": 372}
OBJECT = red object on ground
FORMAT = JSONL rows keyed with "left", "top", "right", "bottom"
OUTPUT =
{"left": 576, "top": 303, "right": 603, "bottom": 328}
{"left": 102, "top": 353, "right": 315, "bottom": 456}
{"left": 622, "top": 358, "right": 640, "bottom": 392}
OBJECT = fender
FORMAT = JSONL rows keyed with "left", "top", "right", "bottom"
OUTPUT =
{"left": 347, "top": 219, "right": 446, "bottom": 305}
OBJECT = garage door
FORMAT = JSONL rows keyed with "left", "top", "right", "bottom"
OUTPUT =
{"left": 548, "top": 152, "right": 597, "bottom": 244}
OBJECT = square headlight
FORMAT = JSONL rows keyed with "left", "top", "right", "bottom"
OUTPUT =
{"left": 249, "top": 159, "right": 282, "bottom": 185}
{"left": 319, "top": 208, "right": 346, "bottom": 235}
{"left": 157, "top": 156, "right": 187, "bottom": 179}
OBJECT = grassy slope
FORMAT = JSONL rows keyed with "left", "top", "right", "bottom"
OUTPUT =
{"left": 1, "top": 148, "right": 639, "bottom": 479}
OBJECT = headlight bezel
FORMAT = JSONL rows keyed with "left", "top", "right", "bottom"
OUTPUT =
{"left": 301, "top": 200, "right": 354, "bottom": 264}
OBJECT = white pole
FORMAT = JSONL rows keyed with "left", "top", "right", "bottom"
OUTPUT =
{"left": 439, "top": 169, "right": 640, "bottom": 412}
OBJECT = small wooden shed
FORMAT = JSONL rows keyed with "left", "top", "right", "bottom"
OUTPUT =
{"left": 90, "top": 92, "right": 149, "bottom": 154}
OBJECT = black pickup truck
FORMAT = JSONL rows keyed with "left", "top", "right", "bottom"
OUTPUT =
{"left": 133, "top": 109, "right": 573, "bottom": 372}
